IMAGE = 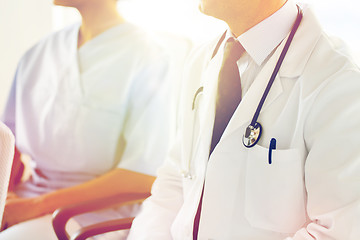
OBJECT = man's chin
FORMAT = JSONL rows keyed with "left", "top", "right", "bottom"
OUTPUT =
{"left": 198, "top": 3, "right": 210, "bottom": 16}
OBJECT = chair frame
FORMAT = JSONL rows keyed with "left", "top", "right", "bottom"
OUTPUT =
{"left": 52, "top": 192, "right": 150, "bottom": 240}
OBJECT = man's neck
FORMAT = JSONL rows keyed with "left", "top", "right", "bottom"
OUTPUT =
{"left": 228, "top": 0, "right": 287, "bottom": 37}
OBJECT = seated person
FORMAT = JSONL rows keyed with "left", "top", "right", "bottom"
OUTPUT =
{"left": 0, "top": 122, "right": 14, "bottom": 228}
{"left": 129, "top": 0, "right": 360, "bottom": 239}
{"left": 0, "top": 0, "right": 175, "bottom": 239}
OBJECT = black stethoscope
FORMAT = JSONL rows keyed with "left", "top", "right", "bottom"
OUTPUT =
{"left": 186, "top": 6, "right": 303, "bottom": 178}
{"left": 192, "top": 6, "right": 303, "bottom": 148}
{"left": 243, "top": 6, "right": 303, "bottom": 148}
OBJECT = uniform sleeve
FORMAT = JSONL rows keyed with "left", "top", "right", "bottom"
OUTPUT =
{"left": 115, "top": 50, "right": 174, "bottom": 176}
{"left": 1, "top": 71, "right": 17, "bottom": 135}
{"left": 125, "top": 36, "right": 193, "bottom": 238}
{"left": 0, "top": 122, "right": 15, "bottom": 226}
{"left": 128, "top": 134, "right": 184, "bottom": 239}
{"left": 287, "top": 69, "right": 360, "bottom": 239}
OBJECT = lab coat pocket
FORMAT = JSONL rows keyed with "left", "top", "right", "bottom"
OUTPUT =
{"left": 245, "top": 145, "right": 306, "bottom": 233}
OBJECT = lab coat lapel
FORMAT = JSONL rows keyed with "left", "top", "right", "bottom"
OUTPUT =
{"left": 221, "top": 42, "right": 285, "bottom": 140}
{"left": 196, "top": 54, "right": 224, "bottom": 150}
{"left": 181, "top": 41, "right": 217, "bottom": 167}
{"left": 185, "top": 56, "right": 222, "bottom": 168}
{"left": 222, "top": 6, "right": 323, "bottom": 140}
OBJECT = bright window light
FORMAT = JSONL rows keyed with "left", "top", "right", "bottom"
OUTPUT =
{"left": 117, "top": 0, "right": 226, "bottom": 43}
{"left": 52, "top": 0, "right": 359, "bottom": 63}
{"left": 300, "top": 0, "right": 360, "bottom": 64}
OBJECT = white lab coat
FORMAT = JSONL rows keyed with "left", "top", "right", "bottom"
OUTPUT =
{"left": 129, "top": 7, "right": 360, "bottom": 240}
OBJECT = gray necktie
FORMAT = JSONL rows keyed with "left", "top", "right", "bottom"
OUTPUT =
{"left": 209, "top": 38, "right": 244, "bottom": 155}
{"left": 193, "top": 37, "right": 245, "bottom": 240}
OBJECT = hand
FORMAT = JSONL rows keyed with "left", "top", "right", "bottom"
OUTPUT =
{"left": 6, "top": 192, "right": 18, "bottom": 200}
{"left": 1, "top": 196, "right": 44, "bottom": 231}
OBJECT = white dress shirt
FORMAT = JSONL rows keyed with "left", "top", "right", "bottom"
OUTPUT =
{"left": 217, "top": 0, "right": 298, "bottom": 97}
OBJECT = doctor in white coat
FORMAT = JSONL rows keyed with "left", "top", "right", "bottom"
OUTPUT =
{"left": 129, "top": 0, "right": 360, "bottom": 239}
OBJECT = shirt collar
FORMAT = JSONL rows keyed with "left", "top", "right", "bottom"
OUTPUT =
{"left": 221, "top": 0, "right": 298, "bottom": 66}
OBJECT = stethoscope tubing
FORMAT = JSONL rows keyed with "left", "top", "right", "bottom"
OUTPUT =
{"left": 250, "top": 6, "right": 303, "bottom": 126}
{"left": 186, "top": 6, "right": 304, "bottom": 177}
{"left": 191, "top": 6, "right": 303, "bottom": 152}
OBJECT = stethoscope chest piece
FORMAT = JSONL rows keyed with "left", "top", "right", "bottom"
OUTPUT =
{"left": 242, "top": 122, "right": 262, "bottom": 148}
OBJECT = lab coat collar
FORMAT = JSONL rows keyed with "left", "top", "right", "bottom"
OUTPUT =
{"left": 219, "top": 6, "right": 323, "bottom": 142}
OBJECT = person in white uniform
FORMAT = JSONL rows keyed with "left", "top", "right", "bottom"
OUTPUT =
{"left": 129, "top": 0, "right": 360, "bottom": 239}
{"left": 0, "top": 122, "right": 15, "bottom": 228}
{"left": 0, "top": 0, "right": 175, "bottom": 239}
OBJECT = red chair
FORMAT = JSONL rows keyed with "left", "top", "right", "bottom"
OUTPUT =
{"left": 52, "top": 192, "right": 150, "bottom": 240}
{"left": 0, "top": 122, "right": 15, "bottom": 228}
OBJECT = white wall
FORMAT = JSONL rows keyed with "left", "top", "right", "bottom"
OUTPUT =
{"left": 0, "top": 0, "right": 359, "bottom": 113}
{"left": 0, "top": 0, "right": 224, "bottom": 114}
{"left": 0, "top": 0, "right": 53, "bottom": 112}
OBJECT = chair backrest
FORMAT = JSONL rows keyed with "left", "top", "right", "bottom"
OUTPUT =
{"left": 0, "top": 122, "right": 15, "bottom": 226}
{"left": 52, "top": 192, "right": 151, "bottom": 240}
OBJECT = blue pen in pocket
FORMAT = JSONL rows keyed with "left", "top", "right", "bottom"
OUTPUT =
{"left": 268, "top": 138, "right": 277, "bottom": 164}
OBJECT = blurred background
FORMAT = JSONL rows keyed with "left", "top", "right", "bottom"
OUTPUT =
{"left": 1, "top": 0, "right": 359, "bottom": 113}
